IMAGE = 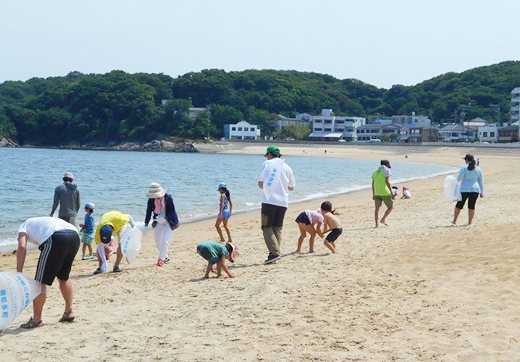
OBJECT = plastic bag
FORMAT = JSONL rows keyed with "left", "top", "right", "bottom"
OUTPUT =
{"left": 0, "top": 272, "right": 42, "bottom": 332}
{"left": 120, "top": 227, "right": 142, "bottom": 264}
{"left": 444, "top": 175, "right": 462, "bottom": 203}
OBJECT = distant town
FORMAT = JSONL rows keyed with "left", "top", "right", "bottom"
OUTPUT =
{"left": 220, "top": 87, "right": 520, "bottom": 144}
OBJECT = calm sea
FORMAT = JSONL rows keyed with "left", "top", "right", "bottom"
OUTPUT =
{"left": 0, "top": 148, "right": 456, "bottom": 249}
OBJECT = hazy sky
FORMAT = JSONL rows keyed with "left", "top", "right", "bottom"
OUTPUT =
{"left": 1, "top": 0, "right": 519, "bottom": 89}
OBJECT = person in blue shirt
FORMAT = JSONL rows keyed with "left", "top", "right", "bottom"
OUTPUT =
{"left": 452, "top": 154, "right": 484, "bottom": 226}
{"left": 79, "top": 203, "right": 95, "bottom": 260}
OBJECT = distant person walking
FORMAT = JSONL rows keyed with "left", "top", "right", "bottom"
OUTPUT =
{"left": 50, "top": 172, "right": 81, "bottom": 227}
{"left": 143, "top": 183, "right": 179, "bottom": 266}
{"left": 371, "top": 160, "right": 393, "bottom": 228}
{"left": 258, "top": 145, "right": 296, "bottom": 264}
{"left": 16, "top": 217, "right": 80, "bottom": 328}
{"left": 452, "top": 154, "right": 484, "bottom": 226}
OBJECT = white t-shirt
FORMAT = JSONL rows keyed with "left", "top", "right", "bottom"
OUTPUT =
{"left": 404, "top": 190, "right": 412, "bottom": 198}
{"left": 18, "top": 217, "right": 78, "bottom": 246}
{"left": 258, "top": 158, "right": 296, "bottom": 208}
{"left": 304, "top": 210, "right": 324, "bottom": 225}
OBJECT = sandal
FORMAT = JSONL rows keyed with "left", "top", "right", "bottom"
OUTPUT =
{"left": 59, "top": 311, "right": 76, "bottom": 322}
{"left": 20, "top": 317, "right": 43, "bottom": 329}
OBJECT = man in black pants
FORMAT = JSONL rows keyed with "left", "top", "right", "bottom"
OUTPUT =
{"left": 16, "top": 217, "right": 80, "bottom": 328}
{"left": 258, "top": 145, "right": 296, "bottom": 264}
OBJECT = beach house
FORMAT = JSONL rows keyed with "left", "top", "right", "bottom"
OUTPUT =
{"left": 223, "top": 121, "right": 261, "bottom": 140}
{"left": 309, "top": 109, "right": 365, "bottom": 142}
{"left": 478, "top": 124, "right": 499, "bottom": 143}
{"left": 498, "top": 125, "right": 519, "bottom": 143}
{"left": 511, "top": 87, "right": 520, "bottom": 124}
{"left": 392, "top": 113, "right": 432, "bottom": 128}
{"left": 356, "top": 124, "right": 401, "bottom": 142}
{"left": 274, "top": 113, "right": 313, "bottom": 130}
{"left": 399, "top": 125, "right": 439, "bottom": 143}
{"left": 439, "top": 124, "right": 478, "bottom": 142}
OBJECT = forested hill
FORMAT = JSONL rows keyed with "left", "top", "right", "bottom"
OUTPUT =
{"left": 1, "top": 61, "right": 519, "bottom": 145}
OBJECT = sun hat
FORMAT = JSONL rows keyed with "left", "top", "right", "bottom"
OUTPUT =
{"left": 84, "top": 202, "right": 95, "bottom": 210}
{"left": 227, "top": 242, "right": 240, "bottom": 263}
{"left": 380, "top": 160, "right": 391, "bottom": 169}
{"left": 403, "top": 186, "right": 409, "bottom": 191}
{"left": 100, "top": 225, "right": 113, "bottom": 244}
{"left": 264, "top": 145, "right": 281, "bottom": 157}
{"left": 63, "top": 172, "right": 74, "bottom": 180}
{"left": 147, "top": 183, "right": 166, "bottom": 199}
{"left": 217, "top": 182, "right": 227, "bottom": 190}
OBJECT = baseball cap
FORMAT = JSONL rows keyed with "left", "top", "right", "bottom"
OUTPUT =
{"left": 380, "top": 160, "right": 391, "bottom": 169}
{"left": 84, "top": 202, "right": 95, "bottom": 210}
{"left": 264, "top": 145, "right": 281, "bottom": 157}
{"left": 100, "top": 225, "right": 113, "bottom": 244}
{"left": 217, "top": 182, "right": 227, "bottom": 190}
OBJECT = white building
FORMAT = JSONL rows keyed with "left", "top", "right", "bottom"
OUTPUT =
{"left": 392, "top": 113, "right": 432, "bottom": 128}
{"left": 223, "top": 121, "right": 260, "bottom": 140}
{"left": 439, "top": 124, "right": 478, "bottom": 142}
{"left": 511, "top": 87, "right": 520, "bottom": 124}
{"left": 477, "top": 125, "right": 499, "bottom": 143}
{"left": 309, "top": 109, "right": 365, "bottom": 141}
{"left": 464, "top": 117, "right": 488, "bottom": 128}
{"left": 274, "top": 114, "right": 312, "bottom": 130}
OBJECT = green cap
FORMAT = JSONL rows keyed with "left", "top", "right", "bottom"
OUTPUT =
{"left": 264, "top": 145, "right": 281, "bottom": 157}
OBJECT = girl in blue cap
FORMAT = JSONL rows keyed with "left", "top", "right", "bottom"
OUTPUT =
{"left": 215, "top": 183, "right": 233, "bottom": 242}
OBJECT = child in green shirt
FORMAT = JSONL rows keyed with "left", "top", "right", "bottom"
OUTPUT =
{"left": 196, "top": 241, "right": 239, "bottom": 278}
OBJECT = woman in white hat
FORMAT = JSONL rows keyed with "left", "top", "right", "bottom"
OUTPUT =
{"left": 144, "top": 183, "right": 180, "bottom": 266}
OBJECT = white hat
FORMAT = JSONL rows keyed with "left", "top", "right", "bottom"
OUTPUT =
{"left": 147, "top": 183, "right": 165, "bottom": 199}
{"left": 63, "top": 172, "right": 74, "bottom": 180}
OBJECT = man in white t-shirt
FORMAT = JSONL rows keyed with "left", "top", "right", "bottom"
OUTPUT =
{"left": 258, "top": 145, "right": 296, "bottom": 264}
{"left": 16, "top": 217, "right": 80, "bottom": 328}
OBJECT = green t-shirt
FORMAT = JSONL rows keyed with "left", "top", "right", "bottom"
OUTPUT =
{"left": 197, "top": 241, "right": 229, "bottom": 264}
{"left": 372, "top": 167, "right": 391, "bottom": 196}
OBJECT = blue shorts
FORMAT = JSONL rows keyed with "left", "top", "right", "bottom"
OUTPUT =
{"left": 217, "top": 210, "right": 231, "bottom": 220}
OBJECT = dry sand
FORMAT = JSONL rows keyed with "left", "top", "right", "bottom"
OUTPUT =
{"left": 1, "top": 145, "right": 519, "bottom": 361}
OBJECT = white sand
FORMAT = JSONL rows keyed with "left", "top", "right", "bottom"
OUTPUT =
{"left": 1, "top": 145, "right": 519, "bottom": 361}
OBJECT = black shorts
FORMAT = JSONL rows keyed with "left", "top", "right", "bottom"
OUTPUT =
{"left": 326, "top": 228, "right": 343, "bottom": 242}
{"left": 35, "top": 230, "right": 80, "bottom": 286}
{"left": 261, "top": 203, "right": 287, "bottom": 228}
{"left": 295, "top": 212, "right": 311, "bottom": 225}
{"left": 455, "top": 192, "right": 479, "bottom": 210}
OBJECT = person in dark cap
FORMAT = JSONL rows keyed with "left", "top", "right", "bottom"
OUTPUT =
{"left": 50, "top": 172, "right": 81, "bottom": 227}
{"left": 452, "top": 154, "right": 484, "bottom": 226}
{"left": 257, "top": 145, "right": 296, "bottom": 264}
{"left": 371, "top": 160, "right": 393, "bottom": 228}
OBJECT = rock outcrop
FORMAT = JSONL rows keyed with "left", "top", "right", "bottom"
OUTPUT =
{"left": 0, "top": 138, "right": 19, "bottom": 147}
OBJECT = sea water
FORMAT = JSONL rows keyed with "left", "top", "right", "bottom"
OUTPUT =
{"left": 0, "top": 148, "right": 456, "bottom": 249}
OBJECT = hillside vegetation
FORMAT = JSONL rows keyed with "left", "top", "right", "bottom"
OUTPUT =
{"left": 1, "top": 61, "right": 518, "bottom": 145}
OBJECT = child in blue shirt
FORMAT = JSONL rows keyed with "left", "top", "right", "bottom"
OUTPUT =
{"left": 79, "top": 203, "right": 95, "bottom": 260}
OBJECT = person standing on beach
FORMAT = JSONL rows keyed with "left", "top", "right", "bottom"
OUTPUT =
{"left": 371, "top": 160, "right": 393, "bottom": 228}
{"left": 258, "top": 145, "right": 296, "bottom": 264}
{"left": 50, "top": 172, "right": 81, "bottom": 227}
{"left": 16, "top": 217, "right": 80, "bottom": 328}
{"left": 143, "top": 183, "right": 180, "bottom": 266}
{"left": 215, "top": 183, "right": 233, "bottom": 243}
{"left": 452, "top": 154, "right": 484, "bottom": 226}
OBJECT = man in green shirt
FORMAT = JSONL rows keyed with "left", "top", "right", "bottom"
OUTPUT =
{"left": 371, "top": 160, "right": 393, "bottom": 228}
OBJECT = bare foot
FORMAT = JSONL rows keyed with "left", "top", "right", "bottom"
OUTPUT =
{"left": 380, "top": 220, "right": 389, "bottom": 226}
{"left": 309, "top": 250, "right": 314, "bottom": 253}
{"left": 295, "top": 249, "right": 301, "bottom": 254}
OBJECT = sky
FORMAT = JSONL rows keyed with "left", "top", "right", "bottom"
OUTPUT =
{"left": 1, "top": 0, "right": 519, "bottom": 89}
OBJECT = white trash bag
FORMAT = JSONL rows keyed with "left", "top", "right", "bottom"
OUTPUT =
{"left": 133, "top": 221, "right": 146, "bottom": 232}
{"left": 0, "top": 272, "right": 42, "bottom": 332}
{"left": 444, "top": 175, "right": 462, "bottom": 203}
{"left": 262, "top": 158, "right": 285, "bottom": 200}
{"left": 120, "top": 227, "right": 142, "bottom": 264}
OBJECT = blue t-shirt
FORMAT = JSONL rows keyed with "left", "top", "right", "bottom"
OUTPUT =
{"left": 457, "top": 164, "right": 484, "bottom": 195}
{"left": 197, "top": 241, "right": 229, "bottom": 265}
{"left": 83, "top": 213, "right": 95, "bottom": 234}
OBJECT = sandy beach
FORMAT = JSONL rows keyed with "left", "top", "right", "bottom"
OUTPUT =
{"left": 1, "top": 144, "right": 519, "bottom": 361}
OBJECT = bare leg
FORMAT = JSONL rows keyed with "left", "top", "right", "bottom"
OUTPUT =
{"left": 374, "top": 206, "right": 380, "bottom": 228}
{"left": 303, "top": 224, "right": 316, "bottom": 253}
{"left": 223, "top": 219, "right": 232, "bottom": 242}
{"left": 81, "top": 243, "right": 86, "bottom": 256}
{"left": 296, "top": 223, "right": 306, "bottom": 253}
{"left": 468, "top": 209, "right": 475, "bottom": 225}
{"left": 324, "top": 240, "right": 335, "bottom": 253}
{"left": 453, "top": 206, "right": 462, "bottom": 224}
{"left": 204, "top": 263, "right": 213, "bottom": 278}
{"left": 32, "top": 284, "right": 46, "bottom": 322}
{"left": 215, "top": 219, "right": 225, "bottom": 242}
{"left": 114, "top": 243, "right": 123, "bottom": 268}
{"left": 380, "top": 207, "right": 393, "bottom": 226}
{"left": 87, "top": 244, "right": 93, "bottom": 256}
{"left": 58, "top": 278, "right": 74, "bottom": 313}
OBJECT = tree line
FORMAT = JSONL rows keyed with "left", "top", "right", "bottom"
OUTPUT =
{"left": 1, "top": 61, "right": 519, "bottom": 145}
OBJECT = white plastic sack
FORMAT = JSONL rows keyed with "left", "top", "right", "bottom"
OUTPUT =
{"left": 262, "top": 158, "right": 285, "bottom": 200}
{"left": 134, "top": 221, "right": 146, "bottom": 232}
{"left": 0, "top": 272, "right": 42, "bottom": 332}
{"left": 444, "top": 175, "right": 462, "bottom": 203}
{"left": 120, "top": 227, "right": 142, "bottom": 264}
